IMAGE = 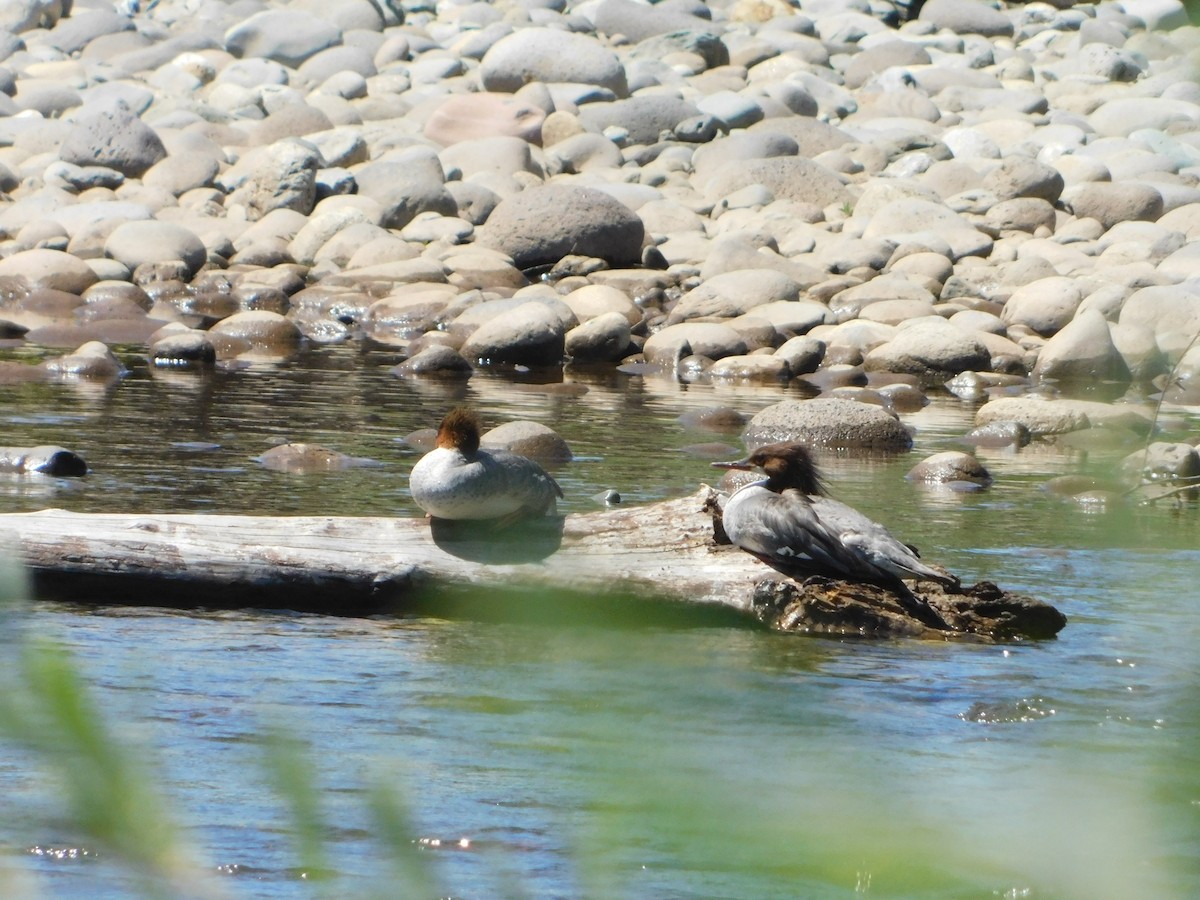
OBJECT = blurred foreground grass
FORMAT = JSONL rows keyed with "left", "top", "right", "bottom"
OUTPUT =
{"left": 0, "top": 554, "right": 440, "bottom": 899}
{"left": 0, "top": 545, "right": 1196, "bottom": 899}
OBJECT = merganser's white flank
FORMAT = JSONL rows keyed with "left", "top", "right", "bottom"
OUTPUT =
{"left": 712, "top": 442, "right": 956, "bottom": 590}
{"left": 410, "top": 408, "right": 562, "bottom": 521}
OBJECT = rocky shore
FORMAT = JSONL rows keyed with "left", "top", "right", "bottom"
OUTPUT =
{"left": 0, "top": 0, "right": 1199, "bottom": 498}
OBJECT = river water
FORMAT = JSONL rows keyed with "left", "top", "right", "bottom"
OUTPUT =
{"left": 1, "top": 344, "right": 1198, "bottom": 898}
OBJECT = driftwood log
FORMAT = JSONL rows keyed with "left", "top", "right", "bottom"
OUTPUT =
{"left": 0, "top": 488, "right": 1066, "bottom": 641}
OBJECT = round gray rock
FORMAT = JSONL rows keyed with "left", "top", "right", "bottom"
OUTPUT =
{"left": 565, "top": 311, "right": 631, "bottom": 362}
{"left": 481, "top": 420, "right": 572, "bottom": 464}
{"left": 863, "top": 320, "right": 991, "bottom": 378}
{"left": 1066, "top": 183, "right": 1163, "bottom": 229}
{"left": 478, "top": 185, "right": 644, "bottom": 270}
{"left": 918, "top": 0, "right": 1014, "bottom": 37}
{"left": 743, "top": 397, "right": 913, "bottom": 451}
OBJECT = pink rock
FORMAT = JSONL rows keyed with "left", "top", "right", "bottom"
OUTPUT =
{"left": 423, "top": 93, "right": 546, "bottom": 147}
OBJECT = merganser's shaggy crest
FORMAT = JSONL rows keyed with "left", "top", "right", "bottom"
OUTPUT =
{"left": 712, "top": 442, "right": 956, "bottom": 591}
{"left": 410, "top": 408, "right": 562, "bottom": 521}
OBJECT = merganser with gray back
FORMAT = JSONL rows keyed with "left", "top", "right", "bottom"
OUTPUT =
{"left": 712, "top": 442, "right": 957, "bottom": 591}
{"left": 410, "top": 408, "right": 563, "bottom": 521}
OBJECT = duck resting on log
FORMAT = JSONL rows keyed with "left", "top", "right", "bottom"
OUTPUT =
{"left": 707, "top": 442, "right": 1062, "bottom": 639}
{"left": 0, "top": 425, "right": 1067, "bottom": 641}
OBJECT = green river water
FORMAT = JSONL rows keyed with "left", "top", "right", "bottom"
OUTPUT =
{"left": 1, "top": 343, "right": 1198, "bottom": 898}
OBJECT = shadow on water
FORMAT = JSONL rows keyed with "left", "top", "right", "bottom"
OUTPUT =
{"left": 428, "top": 514, "right": 564, "bottom": 563}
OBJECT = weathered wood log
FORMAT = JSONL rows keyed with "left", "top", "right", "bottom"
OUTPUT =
{"left": 0, "top": 488, "right": 1066, "bottom": 641}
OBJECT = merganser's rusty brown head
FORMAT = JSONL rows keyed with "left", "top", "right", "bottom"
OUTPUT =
{"left": 436, "top": 407, "right": 481, "bottom": 455}
{"left": 712, "top": 442, "right": 826, "bottom": 496}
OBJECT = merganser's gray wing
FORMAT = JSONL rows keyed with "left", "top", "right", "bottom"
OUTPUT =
{"left": 723, "top": 484, "right": 952, "bottom": 586}
{"left": 722, "top": 486, "right": 873, "bottom": 580}
{"left": 808, "top": 495, "right": 953, "bottom": 586}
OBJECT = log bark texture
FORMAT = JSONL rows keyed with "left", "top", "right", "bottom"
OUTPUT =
{"left": 0, "top": 488, "right": 1066, "bottom": 641}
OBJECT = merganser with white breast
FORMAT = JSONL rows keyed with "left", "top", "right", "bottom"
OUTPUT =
{"left": 712, "top": 442, "right": 956, "bottom": 591}
{"left": 410, "top": 408, "right": 563, "bottom": 521}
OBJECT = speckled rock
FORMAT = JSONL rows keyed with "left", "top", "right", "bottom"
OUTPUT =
{"left": 1065, "top": 183, "right": 1164, "bottom": 229}
{"left": 742, "top": 397, "right": 912, "bottom": 451}
{"left": 58, "top": 101, "right": 166, "bottom": 178}
{"left": 974, "top": 397, "right": 1089, "bottom": 436}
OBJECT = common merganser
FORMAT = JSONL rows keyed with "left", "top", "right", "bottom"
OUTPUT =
{"left": 712, "top": 442, "right": 957, "bottom": 591}
{"left": 410, "top": 408, "right": 563, "bottom": 521}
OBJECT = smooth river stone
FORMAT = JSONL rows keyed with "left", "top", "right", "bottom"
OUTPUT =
{"left": 593, "top": 0, "right": 718, "bottom": 42}
{"left": 460, "top": 300, "right": 567, "bottom": 367}
{"left": 0, "top": 249, "right": 98, "bottom": 294}
{"left": 1032, "top": 308, "right": 1129, "bottom": 382}
{"left": 918, "top": 0, "right": 1014, "bottom": 37}
{"left": 1000, "top": 276, "right": 1084, "bottom": 338}
{"left": 479, "top": 28, "right": 628, "bottom": 97}
{"left": 105, "top": 220, "right": 207, "bottom": 278}
{"left": 224, "top": 10, "right": 341, "bottom": 68}
{"left": 704, "top": 156, "right": 849, "bottom": 209}
{"left": 577, "top": 95, "right": 701, "bottom": 146}
{"left": 666, "top": 269, "right": 800, "bottom": 325}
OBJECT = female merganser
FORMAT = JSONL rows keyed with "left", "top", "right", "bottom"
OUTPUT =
{"left": 410, "top": 408, "right": 563, "bottom": 521}
{"left": 712, "top": 442, "right": 957, "bottom": 591}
